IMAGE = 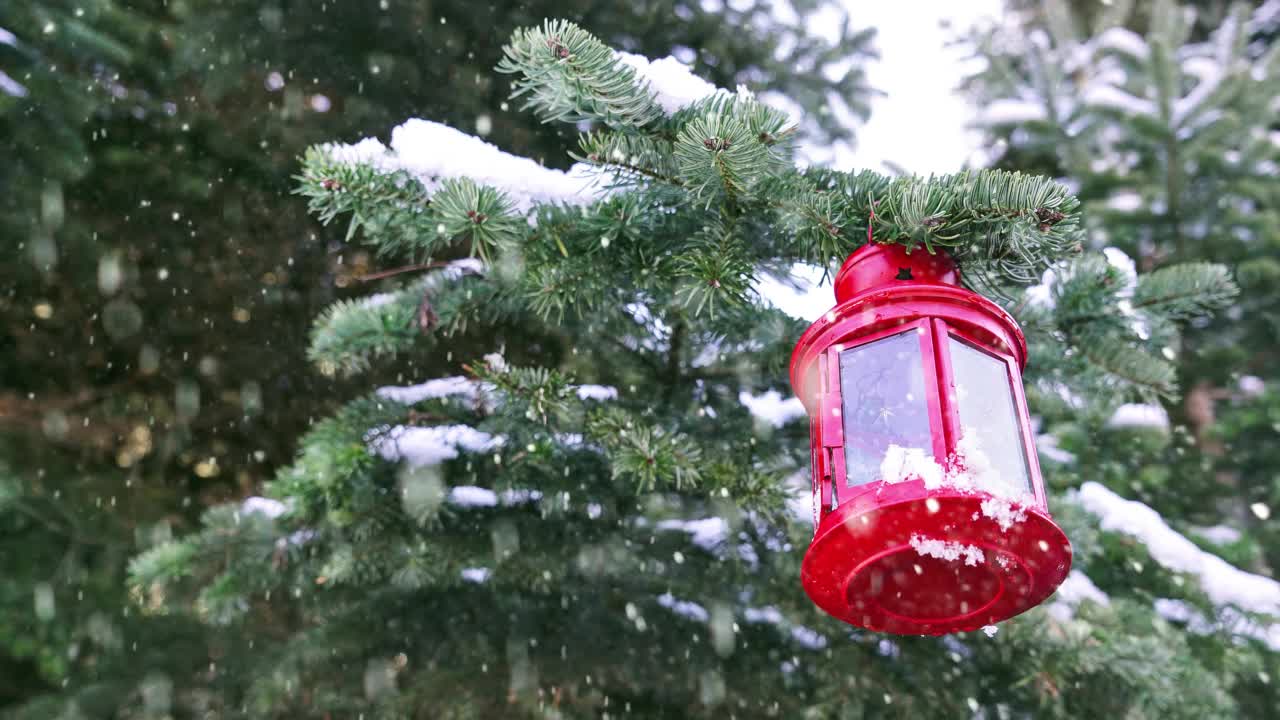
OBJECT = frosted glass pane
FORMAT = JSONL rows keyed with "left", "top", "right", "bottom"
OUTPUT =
{"left": 839, "top": 330, "right": 933, "bottom": 487}
{"left": 949, "top": 337, "right": 1031, "bottom": 498}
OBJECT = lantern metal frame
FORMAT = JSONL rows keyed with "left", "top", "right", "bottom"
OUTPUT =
{"left": 790, "top": 243, "right": 1072, "bottom": 635}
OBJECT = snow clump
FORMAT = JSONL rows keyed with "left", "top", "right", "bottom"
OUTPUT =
{"left": 909, "top": 534, "right": 986, "bottom": 566}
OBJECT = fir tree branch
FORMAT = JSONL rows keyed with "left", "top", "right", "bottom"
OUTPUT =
{"left": 357, "top": 261, "right": 458, "bottom": 282}
{"left": 575, "top": 130, "right": 682, "bottom": 185}
{"left": 1133, "top": 263, "right": 1239, "bottom": 318}
{"left": 497, "top": 19, "right": 665, "bottom": 128}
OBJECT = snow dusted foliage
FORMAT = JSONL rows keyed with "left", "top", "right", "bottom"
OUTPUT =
{"left": 1154, "top": 598, "right": 1218, "bottom": 634}
{"left": 967, "top": 21, "right": 1169, "bottom": 127}
{"left": 1013, "top": 242, "right": 1231, "bottom": 407}
{"left": 319, "top": 119, "right": 606, "bottom": 212}
{"left": 970, "top": 8, "right": 1255, "bottom": 133}
{"left": 969, "top": 1, "right": 1278, "bottom": 227}
{"left": 314, "top": 49, "right": 751, "bottom": 214}
{"left": 656, "top": 593, "right": 829, "bottom": 652}
{"left": 1022, "top": 266, "right": 1058, "bottom": 310}
{"left": 1156, "top": 599, "right": 1280, "bottom": 651}
{"left": 909, "top": 534, "right": 986, "bottom": 566}
{"left": 1079, "top": 482, "right": 1280, "bottom": 617}
{"left": 1102, "top": 247, "right": 1137, "bottom": 292}
{"left": 239, "top": 497, "right": 316, "bottom": 548}
{"left": 1023, "top": 246, "right": 1142, "bottom": 321}
{"left": 1037, "top": 499, "right": 1274, "bottom": 647}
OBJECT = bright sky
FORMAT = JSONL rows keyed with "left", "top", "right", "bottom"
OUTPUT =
{"left": 835, "top": 1, "right": 1004, "bottom": 175}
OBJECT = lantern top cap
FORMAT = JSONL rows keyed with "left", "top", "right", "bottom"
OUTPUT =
{"left": 834, "top": 243, "right": 960, "bottom": 304}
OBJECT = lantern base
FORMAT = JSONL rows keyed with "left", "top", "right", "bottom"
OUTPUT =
{"left": 801, "top": 482, "right": 1072, "bottom": 635}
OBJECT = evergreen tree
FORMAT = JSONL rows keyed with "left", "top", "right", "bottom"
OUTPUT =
{"left": 118, "top": 18, "right": 1268, "bottom": 720}
{"left": 2, "top": 1, "right": 874, "bottom": 715}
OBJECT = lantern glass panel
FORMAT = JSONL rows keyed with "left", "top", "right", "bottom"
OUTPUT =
{"left": 838, "top": 330, "right": 933, "bottom": 487}
{"left": 948, "top": 336, "right": 1032, "bottom": 498}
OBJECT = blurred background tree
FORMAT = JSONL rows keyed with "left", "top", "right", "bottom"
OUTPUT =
{"left": 964, "top": 0, "right": 1280, "bottom": 713}
{"left": 0, "top": 0, "right": 872, "bottom": 714}
{"left": 965, "top": 0, "right": 1279, "bottom": 549}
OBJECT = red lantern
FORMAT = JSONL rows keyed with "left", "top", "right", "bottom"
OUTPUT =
{"left": 789, "top": 243, "right": 1072, "bottom": 635}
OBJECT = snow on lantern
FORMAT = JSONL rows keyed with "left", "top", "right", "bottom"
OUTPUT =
{"left": 790, "top": 243, "right": 1072, "bottom": 635}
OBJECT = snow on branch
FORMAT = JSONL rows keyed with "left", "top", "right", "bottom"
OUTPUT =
{"left": 448, "top": 486, "right": 542, "bottom": 508}
{"left": 615, "top": 51, "right": 725, "bottom": 113}
{"left": 1154, "top": 598, "right": 1280, "bottom": 651}
{"left": 376, "top": 376, "right": 482, "bottom": 405}
{"left": 376, "top": 374, "right": 616, "bottom": 407}
{"left": 0, "top": 30, "right": 26, "bottom": 98}
{"left": 656, "top": 517, "right": 729, "bottom": 549}
{"left": 370, "top": 424, "right": 502, "bottom": 467}
{"left": 1082, "top": 84, "right": 1157, "bottom": 117}
{"left": 656, "top": 595, "right": 828, "bottom": 650}
{"left": 320, "top": 119, "right": 606, "bottom": 212}
{"left": 1248, "top": 0, "right": 1280, "bottom": 31}
{"left": 241, "top": 496, "right": 288, "bottom": 519}
{"left": 1105, "top": 403, "right": 1170, "bottom": 431}
{"left": 1094, "top": 27, "right": 1150, "bottom": 60}
{"left": 738, "top": 389, "right": 807, "bottom": 427}
{"left": 0, "top": 70, "right": 27, "bottom": 98}
{"left": 1078, "top": 482, "right": 1280, "bottom": 617}
{"left": 461, "top": 567, "right": 491, "bottom": 583}
{"left": 575, "top": 385, "right": 619, "bottom": 401}
{"left": 239, "top": 497, "right": 315, "bottom": 547}
{"left": 500, "top": 18, "right": 751, "bottom": 121}
{"left": 657, "top": 592, "right": 711, "bottom": 622}
{"left": 1172, "top": 11, "right": 1240, "bottom": 127}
